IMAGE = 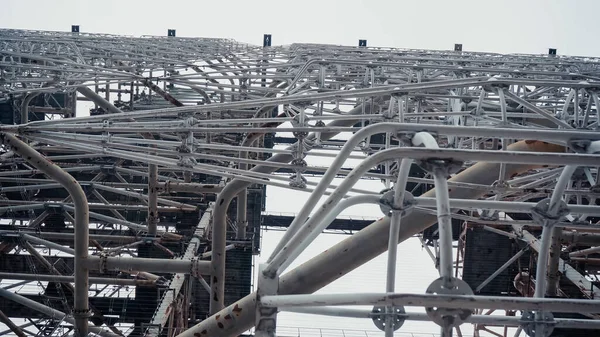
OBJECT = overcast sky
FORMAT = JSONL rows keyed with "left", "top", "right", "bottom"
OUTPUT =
{"left": 1, "top": 0, "right": 599, "bottom": 56}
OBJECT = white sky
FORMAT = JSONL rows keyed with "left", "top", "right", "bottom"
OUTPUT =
{"left": 1, "top": 1, "right": 595, "bottom": 335}
{"left": 1, "top": 0, "right": 600, "bottom": 56}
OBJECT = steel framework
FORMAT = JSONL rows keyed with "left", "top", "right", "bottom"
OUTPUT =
{"left": 1, "top": 28, "right": 600, "bottom": 337}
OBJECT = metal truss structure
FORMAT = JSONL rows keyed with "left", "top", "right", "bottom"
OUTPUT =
{"left": 1, "top": 28, "right": 600, "bottom": 337}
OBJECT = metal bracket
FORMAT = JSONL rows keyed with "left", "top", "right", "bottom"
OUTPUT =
{"left": 521, "top": 311, "right": 555, "bottom": 337}
{"left": 418, "top": 158, "right": 463, "bottom": 175}
{"left": 379, "top": 189, "right": 415, "bottom": 216}
{"left": 425, "top": 277, "right": 474, "bottom": 328}
{"left": 531, "top": 198, "right": 570, "bottom": 225}
{"left": 371, "top": 305, "right": 406, "bottom": 331}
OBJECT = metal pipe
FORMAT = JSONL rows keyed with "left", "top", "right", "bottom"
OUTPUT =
{"left": 0, "top": 133, "right": 90, "bottom": 337}
{"left": 0, "top": 272, "right": 158, "bottom": 286}
{"left": 177, "top": 140, "right": 567, "bottom": 337}
{"left": 76, "top": 86, "right": 124, "bottom": 114}
{"left": 157, "top": 181, "right": 223, "bottom": 193}
{"left": 0, "top": 288, "right": 119, "bottom": 337}
{"left": 236, "top": 189, "right": 248, "bottom": 240}
{"left": 148, "top": 163, "right": 159, "bottom": 235}
{"left": 475, "top": 246, "right": 529, "bottom": 293}
{"left": 433, "top": 170, "right": 453, "bottom": 285}
{"left": 85, "top": 256, "right": 211, "bottom": 275}
{"left": 569, "top": 246, "right": 600, "bottom": 257}
{"left": 21, "top": 233, "right": 75, "bottom": 255}
{"left": 261, "top": 292, "right": 600, "bottom": 313}
{"left": 276, "top": 194, "right": 381, "bottom": 274}
{"left": 20, "top": 92, "right": 42, "bottom": 124}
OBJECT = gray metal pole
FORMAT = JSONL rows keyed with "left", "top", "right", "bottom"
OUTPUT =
{"left": 148, "top": 163, "right": 159, "bottom": 235}
{"left": 261, "top": 292, "right": 600, "bottom": 313}
{"left": 0, "top": 133, "right": 90, "bottom": 337}
{"left": 0, "top": 272, "right": 158, "bottom": 286}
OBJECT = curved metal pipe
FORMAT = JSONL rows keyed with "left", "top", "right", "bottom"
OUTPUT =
{"left": 20, "top": 92, "right": 42, "bottom": 124}
{"left": 0, "top": 133, "right": 90, "bottom": 336}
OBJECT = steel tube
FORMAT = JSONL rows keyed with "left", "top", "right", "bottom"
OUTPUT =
{"left": 276, "top": 194, "right": 381, "bottom": 274}
{"left": 0, "top": 133, "right": 90, "bottom": 337}
{"left": 261, "top": 293, "right": 600, "bottom": 313}
{"left": 85, "top": 256, "right": 211, "bottom": 275}
{"left": 21, "top": 233, "right": 75, "bottom": 255}
{"left": 148, "top": 163, "right": 159, "bottom": 235}
{"left": 475, "top": 246, "right": 529, "bottom": 293}
{"left": 76, "top": 86, "right": 124, "bottom": 115}
{"left": 433, "top": 170, "right": 454, "bottom": 284}
{"left": 0, "top": 272, "right": 158, "bottom": 286}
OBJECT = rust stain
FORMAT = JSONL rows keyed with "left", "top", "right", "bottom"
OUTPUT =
{"left": 232, "top": 304, "right": 242, "bottom": 315}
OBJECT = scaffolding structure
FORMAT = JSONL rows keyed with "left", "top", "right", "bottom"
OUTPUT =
{"left": 1, "top": 28, "right": 600, "bottom": 337}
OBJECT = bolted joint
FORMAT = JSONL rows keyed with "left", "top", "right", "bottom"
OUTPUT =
{"left": 379, "top": 189, "right": 415, "bottom": 216}
{"left": 417, "top": 158, "right": 463, "bottom": 175}
{"left": 531, "top": 198, "right": 570, "bottom": 225}
{"left": 72, "top": 308, "right": 92, "bottom": 319}
{"left": 425, "top": 277, "right": 473, "bottom": 328}
{"left": 520, "top": 311, "right": 555, "bottom": 337}
{"left": 371, "top": 306, "right": 406, "bottom": 332}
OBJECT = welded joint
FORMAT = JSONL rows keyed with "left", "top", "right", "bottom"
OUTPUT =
{"left": 520, "top": 311, "right": 555, "bottom": 337}
{"left": 418, "top": 158, "right": 463, "bottom": 176}
{"left": 98, "top": 252, "right": 108, "bottom": 274}
{"left": 256, "top": 263, "right": 279, "bottom": 337}
{"left": 531, "top": 198, "right": 570, "bottom": 225}
{"left": 378, "top": 189, "right": 415, "bottom": 216}
{"left": 177, "top": 157, "right": 197, "bottom": 168}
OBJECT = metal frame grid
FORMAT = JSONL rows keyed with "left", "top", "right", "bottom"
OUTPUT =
{"left": 0, "top": 28, "right": 600, "bottom": 337}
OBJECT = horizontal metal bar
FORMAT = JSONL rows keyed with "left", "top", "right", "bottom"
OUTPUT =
{"left": 262, "top": 292, "right": 600, "bottom": 313}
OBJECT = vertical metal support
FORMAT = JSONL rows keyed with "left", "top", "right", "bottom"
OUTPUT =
{"left": 433, "top": 168, "right": 454, "bottom": 286}
{"left": 384, "top": 159, "right": 413, "bottom": 337}
{"left": 255, "top": 264, "right": 278, "bottom": 337}
{"left": 148, "top": 163, "right": 159, "bottom": 235}
{"left": 236, "top": 189, "right": 248, "bottom": 240}
{"left": 0, "top": 133, "right": 90, "bottom": 337}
